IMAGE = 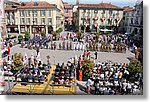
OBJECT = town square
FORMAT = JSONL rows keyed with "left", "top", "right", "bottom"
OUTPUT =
{"left": 0, "top": 0, "right": 143, "bottom": 95}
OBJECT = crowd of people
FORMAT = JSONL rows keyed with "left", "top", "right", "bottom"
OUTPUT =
{"left": 2, "top": 53, "right": 51, "bottom": 84}
{"left": 21, "top": 35, "right": 50, "bottom": 50}
{"left": 1, "top": 31, "right": 143, "bottom": 95}
{"left": 19, "top": 32, "right": 128, "bottom": 53}
{"left": 86, "top": 61, "right": 142, "bottom": 95}
{"left": 52, "top": 62, "right": 75, "bottom": 85}
{"left": 1, "top": 36, "right": 17, "bottom": 58}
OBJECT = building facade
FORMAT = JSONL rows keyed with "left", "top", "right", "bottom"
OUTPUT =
{"left": 1, "top": 0, "right": 19, "bottom": 37}
{"left": 5, "top": 1, "right": 63, "bottom": 35}
{"left": 40, "top": 0, "right": 65, "bottom": 31}
{"left": 123, "top": 1, "right": 143, "bottom": 39}
{"left": 123, "top": 6, "right": 135, "bottom": 34}
{"left": 74, "top": 3, "right": 124, "bottom": 32}
{"left": 64, "top": 2, "right": 73, "bottom": 30}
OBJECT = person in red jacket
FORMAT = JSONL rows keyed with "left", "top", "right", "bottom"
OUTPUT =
{"left": 7, "top": 46, "right": 10, "bottom": 55}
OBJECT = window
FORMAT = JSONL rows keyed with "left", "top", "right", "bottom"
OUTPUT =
{"left": 83, "top": 9, "right": 86, "bottom": 13}
{"left": 116, "top": 11, "right": 119, "bottom": 15}
{"left": 49, "top": 10, "right": 51, "bottom": 16}
{"left": 82, "top": 12, "right": 85, "bottom": 18}
{"left": 20, "top": 18, "right": 25, "bottom": 24}
{"left": 94, "top": 10, "right": 98, "bottom": 14}
{"left": 87, "top": 10, "right": 90, "bottom": 17}
{"left": 41, "top": 18, "right": 45, "bottom": 25}
{"left": 102, "top": 10, "right": 105, "bottom": 14}
{"left": 26, "top": 18, "right": 30, "bottom": 25}
{"left": 109, "top": 10, "right": 112, "bottom": 15}
{"left": 20, "top": 10, "right": 25, "bottom": 16}
{"left": 21, "top": 27, "right": 25, "bottom": 32}
{"left": 32, "top": 10, "right": 37, "bottom": 16}
{"left": 131, "top": 18, "right": 133, "bottom": 24}
{"left": 33, "top": 18, "right": 37, "bottom": 25}
{"left": 87, "top": 9, "right": 90, "bottom": 13}
{"left": 26, "top": 10, "right": 30, "bottom": 16}
{"left": 41, "top": 10, "right": 45, "bottom": 16}
{"left": 48, "top": 18, "right": 52, "bottom": 25}
{"left": 34, "top": 2, "right": 38, "bottom": 6}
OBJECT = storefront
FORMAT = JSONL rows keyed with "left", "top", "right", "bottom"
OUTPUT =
{"left": 20, "top": 25, "right": 25, "bottom": 33}
{"left": 32, "top": 25, "right": 46, "bottom": 34}
{"left": 7, "top": 25, "right": 19, "bottom": 33}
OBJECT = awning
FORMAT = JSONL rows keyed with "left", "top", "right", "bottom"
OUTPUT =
{"left": 100, "top": 29, "right": 113, "bottom": 32}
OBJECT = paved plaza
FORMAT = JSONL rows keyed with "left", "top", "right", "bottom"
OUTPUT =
{"left": 5, "top": 44, "right": 134, "bottom": 64}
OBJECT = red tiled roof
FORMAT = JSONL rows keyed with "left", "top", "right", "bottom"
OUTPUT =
{"left": 64, "top": 4, "right": 73, "bottom": 9}
{"left": 5, "top": 6, "right": 17, "bottom": 11}
{"left": 78, "top": 3, "right": 123, "bottom": 9}
{"left": 123, "top": 6, "right": 135, "bottom": 12}
{"left": 17, "top": 1, "right": 57, "bottom": 9}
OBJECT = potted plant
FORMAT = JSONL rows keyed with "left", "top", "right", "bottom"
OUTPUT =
{"left": 18, "top": 35, "right": 23, "bottom": 44}
{"left": 24, "top": 31, "right": 30, "bottom": 41}
{"left": 81, "top": 58, "right": 94, "bottom": 81}
{"left": 12, "top": 53, "right": 23, "bottom": 73}
{"left": 41, "top": 32, "right": 46, "bottom": 38}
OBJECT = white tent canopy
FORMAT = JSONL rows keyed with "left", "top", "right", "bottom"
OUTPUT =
{"left": 100, "top": 29, "right": 113, "bottom": 32}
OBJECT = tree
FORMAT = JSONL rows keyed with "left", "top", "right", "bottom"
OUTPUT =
{"left": 24, "top": 31, "right": 30, "bottom": 41}
{"left": 12, "top": 53, "right": 23, "bottom": 71}
{"left": 18, "top": 35, "right": 23, "bottom": 44}
{"left": 82, "top": 58, "right": 94, "bottom": 80}
{"left": 127, "top": 59, "right": 142, "bottom": 78}
{"left": 41, "top": 32, "right": 46, "bottom": 37}
{"left": 56, "top": 28, "right": 63, "bottom": 34}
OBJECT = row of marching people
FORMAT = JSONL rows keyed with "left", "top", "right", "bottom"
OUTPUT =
{"left": 85, "top": 42, "right": 126, "bottom": 53}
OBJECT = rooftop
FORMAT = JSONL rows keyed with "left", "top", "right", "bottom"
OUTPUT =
{"left": 64, "top": 4, "right": 73, "bottom": 9}
{"left": 78, "top": 3, "right": 123, "bottom": 10}
{"left": 123, "top": 6, "right": 135, "bottom": 12}
{"left": 17, "top": 1, "right": 57, "bottom": 9}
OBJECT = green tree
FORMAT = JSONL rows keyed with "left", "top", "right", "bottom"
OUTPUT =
{"left": 82, "top": 58, "right": 94, "bottom": 80}
{"left": 18, "top": 35, "right": 23, "bottom": 43}
{"left": 127, "top": 59, "right": 142, "bottom": 78}
{"left": 56, "top": 28, "right": 63, "bottom": 34}
{"left": 24, "top": 31, "right": 30, "bottom": 41}
{"left": 41, "top": 32, "right": 46, "bottom": 37}
{"left": 12, "top": 53, "right": 23, "bottom": 71}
